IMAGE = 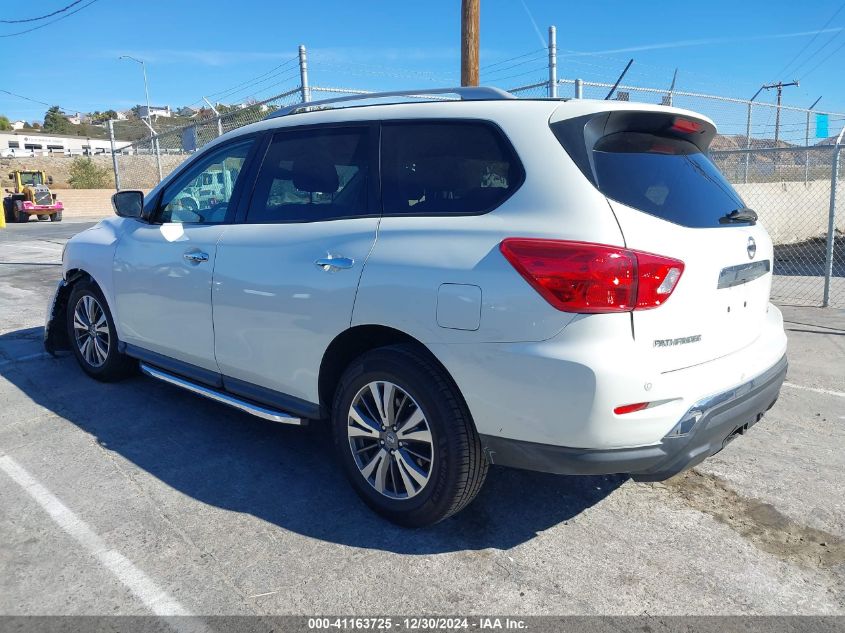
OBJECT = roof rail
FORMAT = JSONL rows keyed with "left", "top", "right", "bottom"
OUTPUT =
{"left": 264, "top": 86, "right": 516, "bottom": 120}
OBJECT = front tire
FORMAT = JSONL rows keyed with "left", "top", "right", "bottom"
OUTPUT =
{"left": 16, "top": 202, "right": 28, "bottom": 223}
{"left": 332, "top": 345, "right": 488, "bottom": 527}
{"left": 66, "top": 280, "right": 135, "bottom": 381}
{"left": 3, "top": 199, "right": 15, "bottom": 223}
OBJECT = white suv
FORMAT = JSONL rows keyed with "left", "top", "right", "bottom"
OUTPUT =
{"left": 45, "top": 87, "right": 788, "bottom": 527}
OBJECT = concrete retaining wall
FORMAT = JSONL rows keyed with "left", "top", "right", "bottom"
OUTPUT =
{"left": 735, "top": 181, "right": 844, "bottom": 245}
{"left": 2, "top": 156, "right": 116, "bottom": 189}
{"left": 56, "top": 189, "right": 118, "bottom": 218}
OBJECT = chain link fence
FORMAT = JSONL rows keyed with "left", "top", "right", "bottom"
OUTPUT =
{"left": 111, "top": 88, "right": 303, "bottom": 191}
{"left": 711, "top": 146, "right": 844, "bottom": 307}
{"left": 108, "top": 75, "right": 845, "bottom": 307}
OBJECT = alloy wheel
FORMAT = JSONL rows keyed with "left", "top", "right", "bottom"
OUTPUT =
{"left": 347, "top": 381, "right": 434, "bottom": 499}
{"left": 72, "top": 295, "right": 110, "bottom": 367}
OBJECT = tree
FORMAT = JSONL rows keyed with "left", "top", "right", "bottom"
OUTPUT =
{"left": 90, "top": 110, "right": 117, "bottom": 124}
{"left": 0, "top": 115, "right": 11, "bottom": 131}
{"left": 43, "top": 106, "right": 70, "bottom": 133}
{"left": 30, "top": 121, "right": 41, "bottom": 129}
{"left": 67, "top": 157, "right": 111, "bottom": 189}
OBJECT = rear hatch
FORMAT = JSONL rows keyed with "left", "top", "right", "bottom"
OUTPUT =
{"left": 552, "top": 108, "right": 773, "bottom": 372}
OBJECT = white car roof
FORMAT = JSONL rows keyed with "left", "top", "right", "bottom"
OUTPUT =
{"left": 146, "top": 93, "right": 716, "bottom": 200}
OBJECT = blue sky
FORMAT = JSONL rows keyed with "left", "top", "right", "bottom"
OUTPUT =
{"left": 1, "top": 0, "right": 844, "bottom": 140}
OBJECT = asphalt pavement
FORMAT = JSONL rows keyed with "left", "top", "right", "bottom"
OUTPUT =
{"left": 1, "top": 218, "right": 843, "bottom": 616}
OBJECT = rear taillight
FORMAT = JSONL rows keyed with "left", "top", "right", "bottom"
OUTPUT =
{"left": 499, "top": 239, "right": 684, "bottom": 313}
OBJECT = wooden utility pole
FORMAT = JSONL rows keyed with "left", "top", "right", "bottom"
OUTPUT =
{"left": 461, "top": 0, "right": 479, "bottom": 86}
{"left": 762, "top": 80, "right": 799, "bottom": 144}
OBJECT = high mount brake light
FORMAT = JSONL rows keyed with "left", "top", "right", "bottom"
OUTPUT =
{"left": 499, "top": 239, "right": 684, "bottom": 314}
{"left": 671, "top": 117, "right": 704, "bottom": 134}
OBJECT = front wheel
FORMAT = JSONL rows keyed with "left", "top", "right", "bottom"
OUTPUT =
{"left": 16, "top": 202, "right": 28, "bottom": 223}
{"left": 66, "top": 280, "right": 136, "bottom": 381}
{"left": 37, "top": 214, "right": 49, "bottom": 221}
{"left": 332, "top": 345, "right": 488, "bottom": 527}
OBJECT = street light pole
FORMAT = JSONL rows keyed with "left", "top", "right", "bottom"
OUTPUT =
{"left": 119, "top": 55, "right": 162, "bottom": 182}
{"left": 120, "top": 55, "right": 153, "bottom": 128}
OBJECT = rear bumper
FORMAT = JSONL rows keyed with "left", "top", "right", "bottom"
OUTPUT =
{"left": 481, "top": 353, "right": 787, "bottom": 480}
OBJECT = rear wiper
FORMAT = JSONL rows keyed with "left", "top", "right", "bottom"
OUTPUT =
{"left": 719, "top": 207, "right": 758, "bottom": 225}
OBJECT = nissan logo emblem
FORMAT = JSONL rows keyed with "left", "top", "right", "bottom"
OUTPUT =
{"left": 747, "top": 237, "right": 757, "bottom": 260}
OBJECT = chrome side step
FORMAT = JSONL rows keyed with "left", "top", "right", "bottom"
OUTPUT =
{"left": 139, "top": 363, "right": 304, "bottom": 426}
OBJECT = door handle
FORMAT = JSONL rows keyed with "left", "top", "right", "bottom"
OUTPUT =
{"left": 183, "top": 251, "right": 209, "bottom": 264}
{"left": 315, "top": 256, "right": 354, "bottom": 271}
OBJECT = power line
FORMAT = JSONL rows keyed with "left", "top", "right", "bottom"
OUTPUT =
{"left": 480, "top": 53, "right": 547, "bottom": 78}
{"left": 0, "top": 88, "right": 85, "bottom": 114}
{"left": 800, "top": 34, "right": 845, "bottom": 80}
{"left": 222, "top": 71, "right": 301, "bottom": 105}
{"left": 771, "top": 2, "right": 845, "bottom": 79}
{"left": 204, "top": 56, "right": 298, "bottom": 100}
{"left": 789, "top": 28, "right": 845, "bottom": 77}
{"left": 480, "top": 48, "right": 545, "bottom": 71}
{"left": 484, "top": 64, "right": 549, "bottom": 83}
{"left": 1, "top": 0, "right": 85, "bottom": 23}
{"left": 0, "top": 0, "right": 98, "bottom": 37}
{"left": 206, "top": 64, "right": 300, "bottom": 105}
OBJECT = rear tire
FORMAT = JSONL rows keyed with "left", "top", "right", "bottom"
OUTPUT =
{"left": 66, "top": 280, "right": 136, "bottom": 381}
{"left": 332, "top": 344, "right": 488, "bottom": 527}
{"left": 50, "top": 211, "right": 62, "bottom": 222}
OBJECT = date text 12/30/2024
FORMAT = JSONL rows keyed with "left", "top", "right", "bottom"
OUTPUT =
{"left": 307, "top": 617, "right": 528, "bottom": 630}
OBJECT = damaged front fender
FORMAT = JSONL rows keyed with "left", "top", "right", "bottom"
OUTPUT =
{"left": 44, "top": 279, "right": 71, "bottom": 355}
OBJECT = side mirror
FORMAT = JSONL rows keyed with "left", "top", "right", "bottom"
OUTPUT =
{"left": 111, "top": 190, "right": 145, "bottom": 219}
{"left": 47, "top": 176, "right": 54, "bottom": 185}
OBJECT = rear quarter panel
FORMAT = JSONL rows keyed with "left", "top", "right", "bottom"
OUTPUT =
{"left": 352, "top": 104, "right": 625, "bottom": 345}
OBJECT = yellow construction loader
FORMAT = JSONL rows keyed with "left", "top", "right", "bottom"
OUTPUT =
{"left": 3, "top": 170, "right": 64, "bottom": 223}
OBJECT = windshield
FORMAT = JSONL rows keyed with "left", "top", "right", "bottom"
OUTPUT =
{"left": 591, "top": 132, "right": 746, "bottom": 228}
{"left": 19, "top": 172, "right": 43, "bottom": 186}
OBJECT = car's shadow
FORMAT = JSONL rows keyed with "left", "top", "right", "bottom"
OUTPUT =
{"left": 0, "top": 327, "right": 624, "bottom": 554}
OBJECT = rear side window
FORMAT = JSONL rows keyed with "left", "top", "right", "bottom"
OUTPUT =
{"left": 247, "top": 126, "right": 370, "bottom": 223}
{"left": 591, "top": 132, "right": 745, "bottom": 228}
{"left": 381, "top": 121, "right": 523, "bottom": 216}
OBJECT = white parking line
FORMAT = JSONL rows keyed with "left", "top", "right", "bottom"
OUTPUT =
{"left": 0, "top": 455, "right": 196, "bottom": 618}
{"left": 783, "top": 381, "right": 845, "bottom": 398}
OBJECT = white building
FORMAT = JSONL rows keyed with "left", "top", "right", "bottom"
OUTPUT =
{"left": 65, "top": 112, "right": 86, "bottom": 125}
{"left": 138, "top": 105, "right": 172, "bottom": 119}
{"left": 0, "top": 132, "right": 132, "bottom": 157}
{"left": 11, "top": 121, "right": 26, "bottom": 131}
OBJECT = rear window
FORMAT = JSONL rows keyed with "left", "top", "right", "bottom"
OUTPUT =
{"left": 591, "top": 132, "right": 746, "bottom": 228}
{"left": 381, "top": 121, "right": 523, "bottom": 216}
